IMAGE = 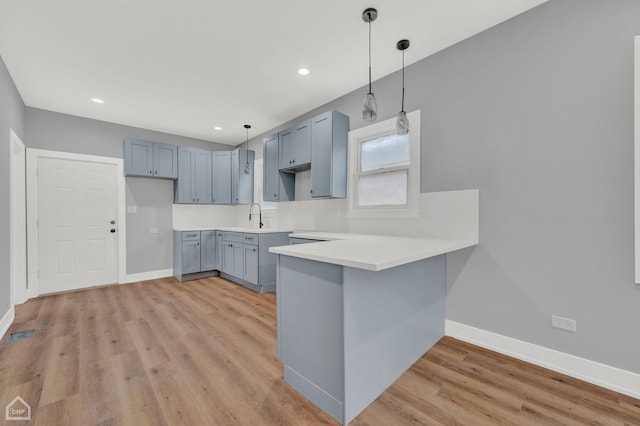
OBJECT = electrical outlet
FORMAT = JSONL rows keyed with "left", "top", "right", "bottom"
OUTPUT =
{"left": 150, "top": 228, "right": 159, "bottom": 234}
{"left": 552, "top": 315, "right": 577, "bottom": 332}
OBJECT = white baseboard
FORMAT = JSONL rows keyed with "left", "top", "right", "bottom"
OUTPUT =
{"left": 445, "top": 320, "right": 640, "bottom": 400}
{"left": 0, "top": 307, "right": 16, "bottom": 340}
{"left": 121, "top": 269, "right": 173, "bottom": 284}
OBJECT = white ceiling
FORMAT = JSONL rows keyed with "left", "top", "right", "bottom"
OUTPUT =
{"left": 0, "top": 0, "right": 547, "bottom": 145}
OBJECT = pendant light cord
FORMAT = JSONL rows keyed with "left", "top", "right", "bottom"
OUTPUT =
{"left": 368, "top": 12, "right": 372, "bottom": 94}
{"left": 401, "top": 48, "right": 405, "bottom": 112}
{"left": 246, "top": 126, "right": 249, "bottom": 165}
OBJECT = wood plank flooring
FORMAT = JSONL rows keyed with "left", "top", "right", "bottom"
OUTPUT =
{"left": 1, "top": 277, "right": 639, "bottom": 425}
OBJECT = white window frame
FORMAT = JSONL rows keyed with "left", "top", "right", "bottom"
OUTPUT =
{"left": 348, "top": 110, "right": 421, "bottom": 219}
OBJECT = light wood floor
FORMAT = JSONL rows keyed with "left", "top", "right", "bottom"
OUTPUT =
{"left": 1, "top": 277, "right": 639, "bottom": 425}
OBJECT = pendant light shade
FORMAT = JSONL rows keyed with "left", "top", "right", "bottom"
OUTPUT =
{"left": 243, "top": 124, "right": 251, "bottom": 174}
{"left": 396, "top": 39, "right": 410, "bottom": 135}
{"left": 362, "top": 8, "right": 378, "bottom": 122}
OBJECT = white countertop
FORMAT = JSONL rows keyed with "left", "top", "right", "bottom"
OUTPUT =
{"left": 174, "top": 227, "right": 293, "bottom": 234}
{"left": 270, "top": 231, "right": 478, "bottom": 271}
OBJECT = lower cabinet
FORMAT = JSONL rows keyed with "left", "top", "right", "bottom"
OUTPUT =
{"left": 174, "top": 229, "right": 289, "bottom": 292}
{"left": 173, "top": 230, "right": 216, "bottom": 281}
{"left": 222, "top": 239, "right": 244, "bottom": 278}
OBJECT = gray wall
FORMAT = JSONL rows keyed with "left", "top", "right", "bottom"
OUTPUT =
{"left": 25, "top": 107, "right": 229, "bottom": 274}
{"left": 246, "top": 0, "right": 640, "bottom": 374}
{"left": 0, "top": 57, "right": 25, "bottom": 317}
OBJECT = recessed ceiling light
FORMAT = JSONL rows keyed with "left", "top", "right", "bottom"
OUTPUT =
{"left": 214, "top": 126, "right": 222, "bottom": 131}
{"left": 298, "top": 68, "right": 310, "bottom": 76}
{"left": 91, "top": 97, "right": 104, "bottom": 104}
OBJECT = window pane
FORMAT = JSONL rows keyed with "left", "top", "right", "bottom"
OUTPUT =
{"left": 360, "top": 133, "right": 410, "bottom": 172}
{"left": 357, "top": 170, "right": 408, "bottom": 207}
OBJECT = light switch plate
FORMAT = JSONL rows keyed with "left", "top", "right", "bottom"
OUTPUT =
{"left": 127, "top": 206, "right": 137, "bottom": 214}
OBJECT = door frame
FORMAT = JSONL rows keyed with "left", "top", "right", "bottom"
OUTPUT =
{"left": 10, "top": 129, "right": 27, "bottom": 306}
{"left": 26, "top": 149, "right": 127, "bottom": 297}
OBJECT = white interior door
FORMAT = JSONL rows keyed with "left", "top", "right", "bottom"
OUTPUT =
{"left": 10, "top": 130, "right": 27, "bottom": 306}
{"left": 37, "top": 157, "right": 119, "bottom": 294}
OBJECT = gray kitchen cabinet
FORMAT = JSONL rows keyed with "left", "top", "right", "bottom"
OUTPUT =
{"left": 243, "top": 243, "right": 259, "bottom": 285}
{"left": 222, "top": 241, "right": 244, "bottom": 278}
{"left": 173, "top": 231, "right": 202, "bottom": 278}
{"left": 310, "top": 110, "right": 349, "bottom": 198}
{"left": 124, "top": 138, "right": 178, "bottom": 179}
{"left": 212, "top": 151, "right": 231, "bottom": 204}
{"left": 195, "top": 149, "right": 212, "bottom": 204}
{"left": 175, "top": 148, "right": 212, "bottom": 204}
{"left": 279, "top": 119, "right": 311, "bottom": 171}
{"left": 174, "top": 229, "right": 289, "bottom": 290}
{"left": 263, "top": 133, "right": 294, "bottom": 202}
{"left": 219, "top": 231, "right": 289, "bottom": 292}
{"left": 175, "top": 147, "right": 196, "bottom": 203}
{"left": 231, "top": 148, "right": 255, "bottom": 204}
{"left": 201, "top": 230, "right": 216, "bottom": 271}
{"left": 214, "top": 230, "right": 223, "bottom": 270}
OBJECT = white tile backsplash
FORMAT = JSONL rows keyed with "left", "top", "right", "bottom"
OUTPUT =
{"left": 173, "top": 189, "right": 479, "bottom": 243}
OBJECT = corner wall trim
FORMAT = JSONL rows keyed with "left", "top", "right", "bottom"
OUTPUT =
{"left": 0, "top": 307, "right": 16, "bottom": 340}
{"left": 121, "top": 269, "right": 173, "bottom": 284}
{"left": 445, "top": 320, "right": 640, "bottom": 400}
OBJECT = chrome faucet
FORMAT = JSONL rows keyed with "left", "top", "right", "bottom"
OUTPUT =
{"left": 249, "top": 203, "right": 263, "bottom": 228}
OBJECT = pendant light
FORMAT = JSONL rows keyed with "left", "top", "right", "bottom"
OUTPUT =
{"left": 243, "top": 124, "right": 251, "bottom": 174}
{"left": 396, "top": 39, "right": 410, "bottom": 135}
{"left": 362, "top": 8, "right": 378, "bottom": 122}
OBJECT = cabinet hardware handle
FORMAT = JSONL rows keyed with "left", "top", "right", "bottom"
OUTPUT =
{"left": 197, "top": 242, "right": 200, "bottom": 246}
{"left": 274, "top": 193, "right": 277, "bottom": 197}
{"left": 253, "top": 248, "right": 256, "bottom": 252}
{"left": 155, "top": 170, "right": 158, "bottom": 174}
{"left": 110, "top": 229, "right": 116, "bottom": 233}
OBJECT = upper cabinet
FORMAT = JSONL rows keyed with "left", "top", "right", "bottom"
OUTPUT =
{"left": 311, "top": 110, "right": 349, "bottom": 198}
{"left": 212, "top": 151, "right": 231, "bottom": 204}
{"left": 124, "top": 138, "right": 178, "bottom": 179}
{"left": 231, "top": 148, "right": 255, "bottom": 205}
{"left": 279, "top": 119, "right": 311, "bottom": 171}
{"left": 175, "top": 147, "right": 212, "bottom": 204}
{"left": 264, "top": 133, "right": 294, "bottom": 202}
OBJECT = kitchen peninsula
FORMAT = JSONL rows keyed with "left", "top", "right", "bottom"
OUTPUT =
{"left": 270, "top": 232, "right": 478, "bottom": 425}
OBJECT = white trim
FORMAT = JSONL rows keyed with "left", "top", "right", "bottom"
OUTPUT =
{"left": 635, "top": 36, "right": 640, "bottom": 284}
{"left": 9, "top": 130, "right": 27, "bottom": 306}
{"left": 0, "top": 307, "right": 16, "bottom": 340}
{"left": 121, "top": 269, "right": 173, "bottom": 284}
{"left": 26, "top": 149, "right": 127, "bottom": 296}
{"left": 445, "top": 320, "right": 640, "bottom": 400}
{"left": 347, "top": 110, "right": 421, "bottom": 219}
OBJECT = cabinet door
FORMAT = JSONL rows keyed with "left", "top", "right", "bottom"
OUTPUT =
{"left": 310, "top": 110, "right": 349, "bottom": 198}
{"left": 294, "top": 119, "right": 312, "bottom": 166}
{"left": 243, "top": 244, "right": 258, "bottom": 285}
{"left": 263, "top": 134, "right": 280, "bottom": 201}
{"left": 310, "top": 113, "right": 332, "bottom": 197}
{"left": 194, "top": 149, "right": 212, "bottom": 204}
{"left": 212, "top": 151, "right": 231, "bottom": 204}
{"left": 222, "top": 241, "right": 244, "bottom": 277}
{"left": 153, "top": 143, "right": 178, "bottom": 179}
{"left": 214, "top": 231, "right": 223, "bottom": 270}
{"left": 124, "top": 139, "right": 153, "bottom": 177}
{"left": 278, "top": 127, "right": 294, "bottom": 170}
{"left": 232, "top": 148, "right": 254, "bottom": 205}
{"left": 182, "top": 240, "right": 201, "bottom": 274}
{"left": 175, "top": 147, "right": 196, "bottom": 203}
{"left": 201, "top": 231, "right": 216, "bottom": 271}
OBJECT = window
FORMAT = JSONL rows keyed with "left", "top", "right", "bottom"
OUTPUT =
{"left": 348, "top": 110, "right": 421, "bottom": 218}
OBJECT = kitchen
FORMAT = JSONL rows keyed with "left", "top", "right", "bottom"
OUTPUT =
{"left": 1, "top": 0, "right": 640, "bottom": 424}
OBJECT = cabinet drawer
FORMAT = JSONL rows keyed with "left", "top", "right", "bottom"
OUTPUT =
{"left": 222, "top": 232, "right": 243, "bottom": 243}
{"left": 182, "top": 231, "right": 201, "bottom": 241}
{"left": 242, "top": 233, "right": 259, "bottom": 245}
{"left": 289, "top": 237, "right": 319, "bottom": 245}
